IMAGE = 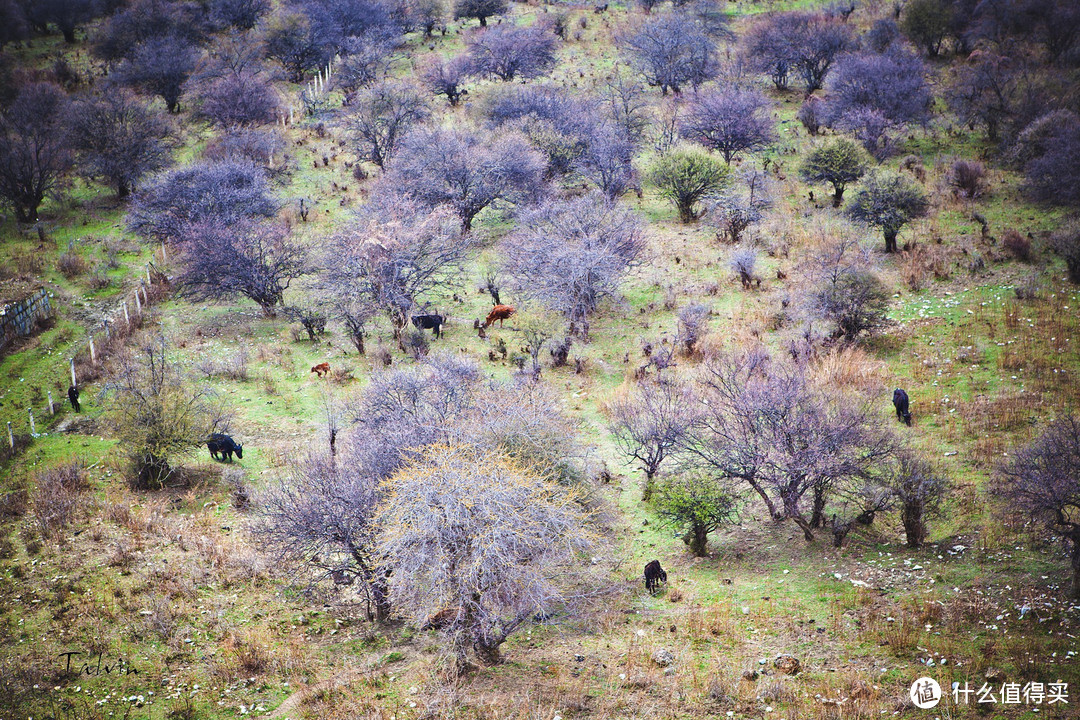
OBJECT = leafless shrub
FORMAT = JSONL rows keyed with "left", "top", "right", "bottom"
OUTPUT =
{"left": 607, "top": 378, "right": 692, "bottom": 500}
{"left": 997, "top": 415, "right": 1080, "bottom": 597}
{"left": 57, "top": 250, "right": 88, "bottom": 279}
{"left": 1002, "top": 229, "right": 1033, "bottom": 262}
{"left": 729, "top": 247, "right": 759, "bottom": 290}
{"left": 949, "top": 158, "right": 986, "bottom": 198}
{"left": 677, "top": 303, "right": 711, "bottom": 355}
{"left": 32, "top": 462, "right": 87, "bottom": 539}
{"left": 377, "top": 443, "right": 607, "bottom": 672}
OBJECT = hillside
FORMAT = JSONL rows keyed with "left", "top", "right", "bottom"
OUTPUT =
{"left": 1, "top": 1, "right": 1080, "bottom": 719}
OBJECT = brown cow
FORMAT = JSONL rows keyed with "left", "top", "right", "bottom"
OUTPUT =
{"left": 311, "top": 362, "right": 331, "bottom": 377}
{"left": 483, "top": 305, "right": 516, "bottom": 328}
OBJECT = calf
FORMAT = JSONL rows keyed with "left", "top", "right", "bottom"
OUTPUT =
{"left": 207, "top": 433, "right": 243, "bottom": 462}
{"left": 311, "top": 362, "right": 330, "bottom": 377}
{"left": 483, "top": 304, "right": 516, "bottom": 329}
{"left": 644, "top": 559, "right": 667, "bottom": 594}
{"left": 67, "top": 385, "right": 81, "bottom": 413}
{"left": 893, "top": 388, "right": 912, "bottom": 426}
{"left": 411, "top": 313, "right": 444, "bottom": 338}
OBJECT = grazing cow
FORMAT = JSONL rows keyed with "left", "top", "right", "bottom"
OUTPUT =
{"left": 893, "top": 388, "right": 912, "bottom": 426}
{"left": 311, "top": 362, "right": 331, "bottom": 377}
{"left": 483, "top": 304, "right": 515, "bottom": 328}
{"left": 411, "top": 313, "right": 444, "bottom": 338}
{"left": 644, "top": 559, "right": 667, "bottom": 594}
{"left": 67, "top": 385, "right": 80, "bottom": 413}
{"left": 207, "top": 433, "right": 243, "bottom": 462}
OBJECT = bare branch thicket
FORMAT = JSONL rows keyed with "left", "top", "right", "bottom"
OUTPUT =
{"left": 608, "top": 377, "right": 694, "bottom": 501}
{"left": 377, "top": 443, "right": 607, "bottom": 672}
{"left": 127, "top": 159, "right": 278, "bottom": 243}
{"left": 316, "top": 202, "right": 470, "bottom": 342}
{"left": 104, "top": 334, "right": 229, "bottom": 490}
{"left": 343, "top": 79, "right": 430, "bottom": 168}
{"left": 703, "top": 169, "right": 773, "bottom": 245}
{"left": 259, "top": 446, "right": 390, "bottom": 620}
{"left": 176, "top": 217, "right": 309, "bottom": 317}
{"left": 381, "top": 126, "right": 545, "bottom": 231}
{"left": 683, "top": 348, "right": 894, "bottom": 541}
{"left": 500, "top": 193, "right": 645, "bottom": 338}
{"left": 997, "top": 415, "right": 1080, "bottom": 597}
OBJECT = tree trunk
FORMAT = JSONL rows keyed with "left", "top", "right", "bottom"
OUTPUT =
{"left": 479, "top": 15, "right": 487, "bottom": 26}
{"left": 902, "top": 501, "right": 925, "bottom": 548}
{"left": 810, "top": 484, "right": 826, "bottom": 529}
{"left": 134, "top": 453, "right": 171, "bottom": 490}
{"left": 62, "top": 27, "right": 76, "bottom": 44}
{"left": 791, "top": 513, "right": 815, "bottom": 542}
{"left": 642, "top": 469, "right": 655, "bottom": 501}
{"left": 1071, "top": 538, "right": 1080, "bottom": 599}
{"left": 689, "top": 524, "right": 709, "bottom": 556}
{"left": 832, "top": 186, "right": 844, "bottom": 208}
{"left": 473, "top": 640, "right": 502, "bottom": 665}
{"left": 747, "top": 479, "right": 781, "bottom": 521}
{"left": 117, "top": 180, "right": 130, "bottom": 200}
{"left": 884, "top": 229, "right": 898, "bottom": 253}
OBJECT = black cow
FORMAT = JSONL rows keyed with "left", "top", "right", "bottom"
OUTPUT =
{"left": 893, "top": 388, "right": 912, "bottom": 426}
{"left": 207, "top": 433, "right": 243, "bottom": 462}
{"left": 67, "top": 385, "right": 80, "bottom": 413}
{"left": 411, "top": 313, "right": 444, "bottom": 338}
{"left": 644, "top": 559, "right": 667, "bottom": 594}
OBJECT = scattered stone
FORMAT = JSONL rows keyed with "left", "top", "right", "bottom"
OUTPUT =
{"left": 774, "top": 654, "right": 801, "bottom": 675}
{"left": 652, "top": 648, "right": 675, "bottom": 667}
{"left": 742, "top": 669, "right": 759, "bottom": 681}
{"left": 985, "top": 667, "right": 1005, "bottom": 682}
{"left": 574, "top": 654, "right": 585, "bottom": 662}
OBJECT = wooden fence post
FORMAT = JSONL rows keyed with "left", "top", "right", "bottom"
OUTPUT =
{"left": 70, "top": 358, "right": 76, "bottom": 388}
{"left": 27, "top": 407, "right": 35, "bottom": 436}
{"left": 47, "top": 390, "right": 54, "bottom": 415}
{"left": 89, "top": 338, "right": 96, "bottom": 365}
{"left": 7, "top": 421, "right": 13, "bottom": 449}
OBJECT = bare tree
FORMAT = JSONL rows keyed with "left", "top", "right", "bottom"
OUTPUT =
{"left": 813, "top": 269, "right": 890, "bottom": 342}
{"left": 211, "top": 0, "right": 272, "bottom": 30}
{"left": 127, "top": 159, "right": 278, "bottom": 242}
{"left": 69, "top": 89, "right": 173, "bottom": 200}
{"left": 684, "top": 348, "right": 892, "bottom": 541}
{"left": 337, "top": 35, "right": 400, "bottom": 96}
{"left": 679, "top": 86, "right": 776, "bottom": 165}
{"left": 343, "top": 79, "right": 430, "bottom": 168}
{"left": 743, "top": 11, "right": 854, "bottom": 93}
{"left": 704, "top": 169, "right": 772, "bottom": 244}
{"left": 260, "top": 447, "right": 390, "bottom": 620}
{"left": 601, "top": 73, "right": 651, "bottom": 145}
{"left": 466, "top": 23, "right": 558, "bottom": 82}
{"left": 576, "top": 123, "right": 636, "bottom": 199}
{"left": 112, "top": 33, "right": 199, "bottom": 113}
{"left": 381, "top": 126, "right": 545, "bottom": 231}
{"left": 104, "top": 334, "right": 227, "bottom": 490}
{"left": 318, "top": 202, "right": 470, "bottom": 340}
{"left": 619, "top": 12, "right": 719, "bottom": 95}
{"left": 176, "top": 218, "right": 309, "bottom": 317}
{"left": 608, "top": 377, "right": 692, "bottom": 500}
{"left": 885, "top": 451, "right": 950, "bottom": 548}
{"left": 194, "top": 71, "right": 283, "bottom": 128}
{"left": 0, "top": 82, "right": 72, "bottom": 223}
{"left": 419, "top": 54, "right": 470, "bottom": 106}
{"left": 377, "top": 443, "right": 603, "bottom": 671}
{"left": 501, "top": 193, "right": 645, "bottom": 337}
{"left": 997, "top": 415, "right": 1080, "bottom": 597}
